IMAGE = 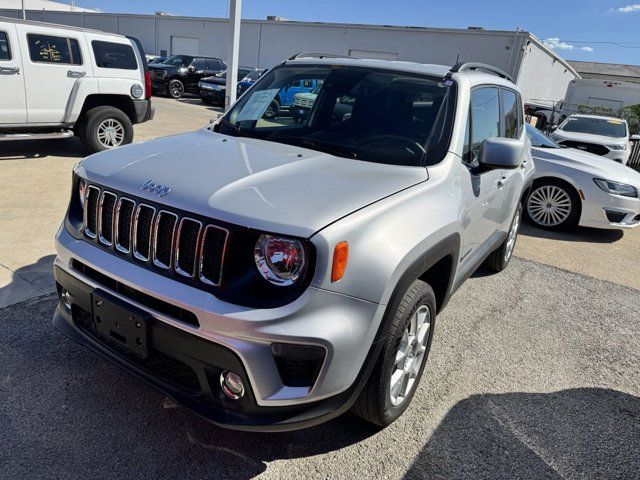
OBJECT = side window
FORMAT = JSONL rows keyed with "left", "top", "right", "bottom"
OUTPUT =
{"left": 213, "top": 59, "right": 224, "bottom": 70}
{"left": 469, "top": 87, "right": 500, "bottom": 163}
{"left": 191, "top": 58, "right": 207, "bottom": 70}
{"left": 0, "top": 32, "right": 11, "bottom": 60}
{"left": 502, "top": 89, "right": 521, "bottom": 139}
{"left": 91, "top": 40, "right": 137, "bottom": 70}
{"left": 27, "top": 34, "right": 82, "bottom": 65}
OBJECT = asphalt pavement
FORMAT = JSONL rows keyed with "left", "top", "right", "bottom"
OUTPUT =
{"left": 2, "top": 257, "right": 638, "bottom": 479}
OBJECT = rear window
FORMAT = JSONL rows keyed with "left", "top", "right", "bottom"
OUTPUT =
{"left": 0, "top": 32, "right": 10, "bottom": 60}
{"left": 92, "top": 40, "right": 137, "bottom": 70}
{"left": 27, "top": 34, "right": 82, "bottom": 65}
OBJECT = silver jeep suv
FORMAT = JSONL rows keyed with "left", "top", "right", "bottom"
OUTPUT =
{"left": 53, "top": 56, "right": 534, "bottom": 431}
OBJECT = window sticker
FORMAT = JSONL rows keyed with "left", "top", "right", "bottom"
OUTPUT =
{"left": 235, "top": 89, "right": 279, "bottom": 122}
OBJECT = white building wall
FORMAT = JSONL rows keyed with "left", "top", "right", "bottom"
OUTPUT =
{"left": 515, "top": 37, "right": 579, "bottom": 105}
{"left": 0, "top": 9, "right": 578, "bottom": 101}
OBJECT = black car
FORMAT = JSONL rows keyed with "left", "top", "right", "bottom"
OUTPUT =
{"left": 198, "top": 67, "right": 264, "bottom": 105}
{"left": 149, "top": 55, "right": 227, "bottom": 99}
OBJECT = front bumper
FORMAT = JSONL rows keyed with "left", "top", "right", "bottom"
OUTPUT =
{"left": 53, "top": 225, "right": 385, "bottom": 429}
{"left": 579, "top": 187, "right": 640, "bottom": 229}
{"left": 603, "top": 148, "right": 630, "bottom": 165}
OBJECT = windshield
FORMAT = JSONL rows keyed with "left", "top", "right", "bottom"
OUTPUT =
{"left": 219, "top": 65, "right": 456, "bottom": 166}
{"left": 162, "top": 55, "right": 193, "bottom": 67}
{"left": 526, "top": 124, "right": 558, "bottom": 148}
{"left": 559, "top": 117, "right": 627, "bottom": 138}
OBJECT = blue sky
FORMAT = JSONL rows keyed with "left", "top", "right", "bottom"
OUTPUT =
{"left": 73, "top": 0, "right": 640, "bottom": 65}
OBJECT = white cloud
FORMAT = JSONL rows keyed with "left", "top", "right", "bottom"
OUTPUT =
{"left": 543, "top": 38, "right": 595, "bottom": 52}
{"left": 617, "top": 4, "right": 640, "bottom": 13}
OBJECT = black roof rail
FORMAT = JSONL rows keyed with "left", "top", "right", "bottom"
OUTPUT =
{"left": 288, "top": 52, "right": 352, "bottom": 61}
{"left": 446, "top": 62, "right": 514, "bottom": 83}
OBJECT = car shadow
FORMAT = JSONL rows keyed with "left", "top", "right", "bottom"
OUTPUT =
{"left": 1, "top": 292, "right": 381, "bottom": 479}
{"left": 0, "top": 137, "right": 86, "bottom": 160}
{"left": 0, "top": 255, "right": 56, "bottom": 308}
{"left": 404, "top": 388, "right": 640, "bottom": 479}
{"left": 519, "top": 223, "right": 624, "bottom": 244}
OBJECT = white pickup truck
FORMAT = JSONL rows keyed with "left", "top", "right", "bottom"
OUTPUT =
{"left": 0, "top": 17, "right": 153, "bottom": 153}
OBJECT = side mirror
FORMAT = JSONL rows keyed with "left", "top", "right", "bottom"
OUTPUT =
{"left": 549, "top": 124, "right": 558, "bottom": 132}
{"left": 478, "top": 137, "right": 523, "bottom": 170}
{"left": 188, "top": 66, "right": 197, "bottom": 72}
{"left": 630, "top": 134, "right": 640, "bottom": 142}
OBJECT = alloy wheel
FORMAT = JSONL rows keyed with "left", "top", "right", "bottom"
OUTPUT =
{"left": 390, "top": 305, "right": 431, "bottom": 407}
{"left": 170, "top": 82, "right": 184, "bottom": 98}
{"left": 504, "top": 208, "right": 521, "bottom": 262}
{"left": 96, "top": 119, "right": 125, "bottom": 149}
{"left": 527, "top": 185, "right": 572, "bottom": 227}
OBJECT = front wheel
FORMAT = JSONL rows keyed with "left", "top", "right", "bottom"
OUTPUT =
{"left": 352, "top": 280, "right": 436, "bottom": 427}
{"left": 79, "top": 106, "right": 133, "bottom": 154}
{"left": 167, "top": 79, "right": 185, "bottom": 99}
{"left": 525, "top": 180, "right": 580, "bottom": 230}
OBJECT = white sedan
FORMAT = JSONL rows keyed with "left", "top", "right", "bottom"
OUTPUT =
{"left": 525, "top": 124, "right": 640, "bottom": 230}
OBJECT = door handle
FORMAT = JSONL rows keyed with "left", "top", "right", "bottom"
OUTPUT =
{"left": 0, "top": 65, "right": 20, "bottom": 74}
{"left": 520, "top": 160, "right": 528, "bottom": 170}
{"left": 497, "top": 175, "right": 508, "bottom": 188}
{"left": 67, "top": 70, "right": 86, "bottom": 78}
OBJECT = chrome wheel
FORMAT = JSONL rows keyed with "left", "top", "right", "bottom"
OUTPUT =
{"left": 96, "top": 119, "right": 125, "bottom": 149}
{"left": 390, "top": 305, "right": 431, "bottom": 407}
{"left": 527, "top": 185, "right": 572, "bottom": 227}
{"left": 504, "top": 208, "right": 521, "bottom": 262}
{"left": 169, "top": 81, "right": 184, "bottom": 98}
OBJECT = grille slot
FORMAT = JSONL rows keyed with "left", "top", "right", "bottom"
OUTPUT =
{"left": 84, "top": 186, "right": 101, "bottom": 239}
{"left": 153, "top": 211, "right": 178, "bottom": 269}
{"left": 559, "top": 140, "right": 609, "bottom": 157}
{"left": 80, "top": 184, "right": 227, "bottom": 291}
{"left": 176, "top": 218, "right": 202, "bottom": 277}
{"left": 98, "top": 191, "right": 117, "bottom": 246}
{"left": 133, "top": 204, "right": 156, "bottom": 262}
{"left": 199, "top": 225, "right": 229, "bottom": 286}
{"left": 115, "top": 198, "right": 135, "bottom": 253}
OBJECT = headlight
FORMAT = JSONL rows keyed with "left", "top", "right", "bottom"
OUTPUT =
{"left": 593, "top": 178, "right": 638, "bottom": 198}
{"left": 130, "top": 83, "right": 143, "bottom": 99}
{"left": 78, "top": 178, "right": 87, "bottom": 207}
{"left": 607, "top": 144, "right": 627, "bottom": 151}
{"left": 254, "top": 234, "right": 306, "bottom": 286}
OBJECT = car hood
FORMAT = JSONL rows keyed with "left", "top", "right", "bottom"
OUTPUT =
{"left": 76, "top": 129, "right": 428, "bottom": 238}
{"left": 552, "top": 129, "right": 627, "bottom": 145}
{"left": 532, "top": 146, "right": 640, "bottom": 186}
{"left": 200, "top": 76, "right": 225, "bottom": 85}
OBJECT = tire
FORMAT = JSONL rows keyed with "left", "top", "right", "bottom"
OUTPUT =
{"left": 524, "top": 179, "right": 580, "bottom": 231}
{"left": 263, "top": 99, "right": 279, "bottom": 119}
{"left": 79, "top": 106, "right": 133, "bottom": 154}
{"left": 167, "top": 79, "right": 185, "bottom": 99}
{"left": 484, "top": 204, "right": 522, "bottom": 272}
{"left": 352, "top": 280, "right": 436, "bottom": 427}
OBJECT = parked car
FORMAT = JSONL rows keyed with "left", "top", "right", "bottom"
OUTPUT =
{"left": 0, "top": 17, "right": 153, "bottom": 153}
{"left": 53, "top": 58, "right": 533, "bottom": 431}
{"left": 145, "top": 55, "right": 167, "bottom": 64}
{"left": 236, "top": 68, "right": 265, "bottom": 97}
{"left": 149, "top": 54, "right": 226, "bottom": 99}
{"left": 291, "top": 85, "right": 321, "bottom": 123}
{"left": 198, "top": 67, "right": 263, "bottom": 105}
{"left": 526, "top": 124, "right": 640, "bottom": 230}
{"left": 550, "top": 114, "right": 640, "bottom": 165}
{"left": 265, "top": 78, "right": 322, "bottom": 119}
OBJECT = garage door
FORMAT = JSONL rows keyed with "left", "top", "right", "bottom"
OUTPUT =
{"left": 171, "top": 36, "right": 199, "bottom": 55}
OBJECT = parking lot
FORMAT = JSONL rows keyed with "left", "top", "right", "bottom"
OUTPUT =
{"left": 1, "top": 97, "right": 639, "bottom": 479}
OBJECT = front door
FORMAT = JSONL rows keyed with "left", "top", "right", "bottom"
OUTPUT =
{"left": 0, "top": 22, "right": 26, "bottom": 124}
{"left": 15, "top": 23, "right": 90, "bottom": 124}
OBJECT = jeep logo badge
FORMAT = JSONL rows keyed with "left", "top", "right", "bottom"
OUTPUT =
{"left": 139, "top": 179, "right": 171, "bottom": 197}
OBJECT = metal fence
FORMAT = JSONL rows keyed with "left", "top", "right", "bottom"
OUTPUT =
{"left": 629, "top": 142, "right": 640, "bottom": 172}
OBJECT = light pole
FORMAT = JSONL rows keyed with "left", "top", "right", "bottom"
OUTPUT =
{"left": 224, "top": 0, "right": 241, "bottom": 111}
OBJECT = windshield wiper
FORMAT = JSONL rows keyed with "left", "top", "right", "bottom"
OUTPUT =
{"left": 267, "top": 133, "right": 358, "bottom": 159}
{"left": 217, "top": 118, "right": 259, "bottom": 139}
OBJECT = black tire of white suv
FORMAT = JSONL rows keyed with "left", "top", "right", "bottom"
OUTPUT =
{"left": 352, "top": 280, "right": 436, "bottom": 426}
{"left": 484, "top": 204, "right": 522, "bottom": 272}
{"left": 80, "top": 106, "right": 134, "bottom": 154}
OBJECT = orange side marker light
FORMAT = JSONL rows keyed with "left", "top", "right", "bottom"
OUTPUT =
{"left": 331, "top": 242, "right": 349, "bottom": 283}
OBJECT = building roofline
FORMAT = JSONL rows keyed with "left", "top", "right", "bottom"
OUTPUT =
{"left": 526, "top": 33, "right": 580, "bottom": 78}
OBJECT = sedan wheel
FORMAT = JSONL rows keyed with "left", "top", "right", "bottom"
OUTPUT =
{"left": 526, "top": 183, "right": 575, "bottom": 229}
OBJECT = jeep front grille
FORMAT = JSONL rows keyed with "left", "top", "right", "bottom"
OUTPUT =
{"left": 82, "top": 185, "right": 228, "bottom": 287}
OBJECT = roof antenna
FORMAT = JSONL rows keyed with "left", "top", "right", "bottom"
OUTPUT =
{"left": 455, "top": 53, "right": 460, "bottom": 65}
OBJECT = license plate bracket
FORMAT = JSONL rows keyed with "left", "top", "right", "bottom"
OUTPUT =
{"left": 91, "top": 290, "right": 150, "bottom": 358}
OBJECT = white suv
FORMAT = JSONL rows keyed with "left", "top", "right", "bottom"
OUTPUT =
{"left": 550, "top": 114, "right": 640, "bottom": 165}
{"left": 53, "top": 58, "right": 534, "bottom": 431}
{"left": 0, "top": 17, "right": 153, "bottom": 153}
